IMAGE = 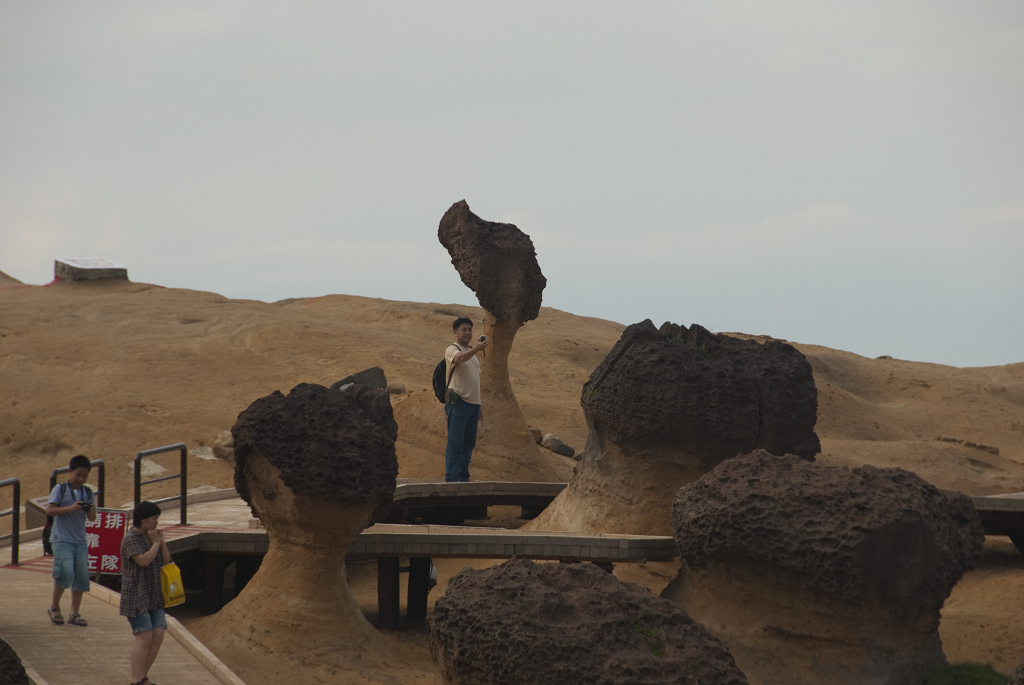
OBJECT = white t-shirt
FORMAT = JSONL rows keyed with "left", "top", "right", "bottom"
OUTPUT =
{"left": 445, "top": 343, "right": 481, "bottom": 405}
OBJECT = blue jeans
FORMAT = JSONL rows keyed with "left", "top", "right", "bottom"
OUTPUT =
{"left": 445, "top": 398, "right": 480, "bottom": 482}
{"left": 128, "top": 608, "right": 167, "bottom": 634}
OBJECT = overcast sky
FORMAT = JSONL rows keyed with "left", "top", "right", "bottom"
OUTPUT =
{"left": 1, "top": 2, "right": 1021, "bottom": 367}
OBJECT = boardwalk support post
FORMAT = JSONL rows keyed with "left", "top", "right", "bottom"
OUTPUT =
{"left": 406, "top": 557, "right": 432, "bottom": 620}
{"left": 377, "top": 557, "right": 400, "bottom": 630}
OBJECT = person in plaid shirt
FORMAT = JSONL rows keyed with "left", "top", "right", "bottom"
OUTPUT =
{"left": 120, "top": 500, "right": 171, "bottom": 685}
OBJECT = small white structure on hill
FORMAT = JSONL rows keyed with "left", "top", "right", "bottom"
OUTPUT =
{"left": 54, "top": 258, "right": 128, "bottom": 282}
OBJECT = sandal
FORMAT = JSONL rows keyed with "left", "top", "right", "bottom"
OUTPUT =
{"left": 47, "top": 607, "right": 64, "bottom": 625}
{"left": 67, "top": 612, "right": 87, "bottom": 626}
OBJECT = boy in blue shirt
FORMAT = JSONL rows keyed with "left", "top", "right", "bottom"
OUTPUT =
{"left": 45, "top": 455, "right": 97, "bottom": 626}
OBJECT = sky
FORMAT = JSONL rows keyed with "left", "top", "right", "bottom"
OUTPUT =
{"left": 1, "top": 1, "right": 1022, "bottom": 368}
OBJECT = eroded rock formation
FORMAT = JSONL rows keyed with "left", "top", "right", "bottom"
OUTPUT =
{"left": 530, "top": 319, "right": 820, "bottom": 534}
{"left": 666, "top": 449, "right": 985, "bottom": 685}
{"left": 191, "top": 383, "right": 427, "bottom": 684}
{"left": 1009, "top": 658, "right": 1024, "bottom": 685}
{"left": 438, "top": 200, "right": 555, "bottom": 478}
{"left": 428, "top": 557, "right": 749, "bottom": 685}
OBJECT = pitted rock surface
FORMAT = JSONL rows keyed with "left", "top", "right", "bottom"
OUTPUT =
{"left": 428, "top": 557, "right": 749, "bottom": 685}
{"left": 437, "top": 200, "right": 546, "bottom": 326}
{"left": 582, "top": 320, "right": 820, "bottom": 464}
{"left": 231, "top": 382, "right": 398, "bottom": 507}
{"left": 672, "top": 450, "right": 984, "bottom": 610}
{"left": 0, "top": 638, "right": 29, "bottom": 685}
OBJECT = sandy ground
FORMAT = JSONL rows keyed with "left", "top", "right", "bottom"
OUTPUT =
{"left": 2, "top": 273, "right": 1023, "bottom": 680}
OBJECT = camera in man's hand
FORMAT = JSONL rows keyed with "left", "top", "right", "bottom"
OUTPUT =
{"left": 78, "top": 500, "right": 93, "bottom": 511}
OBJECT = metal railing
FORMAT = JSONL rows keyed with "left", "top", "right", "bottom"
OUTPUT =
{"left": 49, "top": 459, "right": 106, "bottom": 507}
{"left": 0, "top": 478, "right": 20, "bottom": 566}
{"left": 134, "top": 443, "right": 188, "bottom": 526}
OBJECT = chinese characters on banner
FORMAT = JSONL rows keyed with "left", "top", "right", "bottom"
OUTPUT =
{"left": 83, "top": 509, "right": 127, "bottom": 574}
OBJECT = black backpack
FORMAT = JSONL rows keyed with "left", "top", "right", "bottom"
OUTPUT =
{"left": 432, "top": 344, "right": 460, "bottom": 403}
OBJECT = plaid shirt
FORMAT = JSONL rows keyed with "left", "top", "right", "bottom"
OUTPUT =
{"left": 119, "top": 527, "right": 165, "bottom": 617}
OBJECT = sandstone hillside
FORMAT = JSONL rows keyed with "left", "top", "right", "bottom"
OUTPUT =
{"left": 2, "top": 272, "right": 1023, "bottom": 676}
{"left": 1, "top": 275, "right": 1022, "bottom": 512}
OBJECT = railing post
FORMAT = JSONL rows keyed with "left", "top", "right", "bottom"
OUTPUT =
{"left": 134, "top": 443, "right": 188, "bottom": 526}
{"left": 0, "top": 478, "right": 21, "bottom": 566}
{"left": 180, "top": 445, "right": 187, "bottom": 527}
{"left": 95, "top": 460, "right": 105, "bottom": 508}
{"left": 134, "top": 452, "right": 142, "bottom": 509}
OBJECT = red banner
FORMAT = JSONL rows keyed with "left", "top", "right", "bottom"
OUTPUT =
{"left": 83, "top": 508, "right": 128, "bottom": 574}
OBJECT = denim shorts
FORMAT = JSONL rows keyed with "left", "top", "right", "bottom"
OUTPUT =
{"left": 51, "top": 542, "right": 90, "bottom": 592}
{"left": 128, "top": 608, "right": 167, "bottom": 635}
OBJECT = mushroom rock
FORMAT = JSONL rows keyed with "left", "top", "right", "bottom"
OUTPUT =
{"left": 437, "top": 200, "right": 557, "bottom": 479}
{"left": 529, "top": 319, "right": 820, "bottom": 535}
{"left": 191, "top": 383, "right": 421, "bottom": 684}
{"left": 666, "top": 450, "right": 985, "bottom": 685}
{"left": 428, "top": 557, "right": 749, "bottom": 685}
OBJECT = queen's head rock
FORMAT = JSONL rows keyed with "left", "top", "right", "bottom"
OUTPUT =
{"left": 437, "top": 200, "right": 563, "bottom": 480}
{"left": 438, "top": 199, "right": 545, "bottom": 327}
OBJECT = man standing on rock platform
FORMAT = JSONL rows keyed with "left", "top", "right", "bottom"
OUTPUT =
{"left": 445, "top": 317, "right": 488, "bottom": 482}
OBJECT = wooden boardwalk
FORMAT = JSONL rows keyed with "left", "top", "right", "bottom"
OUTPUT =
{"left": 971, "top": 492, "right": 1024, "bottom": 553}
{"left": 0, "top": 559, "right": 243, "bottom": 685}
{"left": 152, "top": 489, "right": 678, "bottom": 628}
{"left": 386, "top": 479, "right": 567, "bottom": 524}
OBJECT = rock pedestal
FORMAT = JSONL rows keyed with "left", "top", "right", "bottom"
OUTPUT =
{"left": 438, "top": 200, "right": 556, "bottom": 478}
{"left": 428, "top": 557, "right": 749, "bottom": 685}
{"left": 191, "top": 383, "right": 415, "bottom": 684}
{"left": 530, "top": 319, "right": 820, "bottom": 535}
{"left": 666, "top": 450, "right": 985, "bottom": 685}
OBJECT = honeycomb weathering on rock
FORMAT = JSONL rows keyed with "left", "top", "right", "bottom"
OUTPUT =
{"left": 427, "top": 557, "right": 749, "bottom": 685}
{"left": 526, "top": 320, "right": 821, "bottom": 535}
{"left": 437, "top": 200, "right": 546, "bottom": 325}
{"left": 582, "top": 320, "right": 821, "bottom": 462}
{"left": 672, "top": 450, "right": 985, "bottom": 609}
{"left": 191, "top": 381, "right": 406, "bottom": 684}
{"left": 231, "top": 382, "right": 398, "bottom": 508}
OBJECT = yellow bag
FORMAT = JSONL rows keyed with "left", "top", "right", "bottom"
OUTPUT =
{"left": 160, "top": 562, "right": 185, "bottom": 608}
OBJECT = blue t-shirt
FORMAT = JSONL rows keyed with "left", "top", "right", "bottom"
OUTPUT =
{"left": 48, "top": 482, "right": 93, "bottom": 545}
